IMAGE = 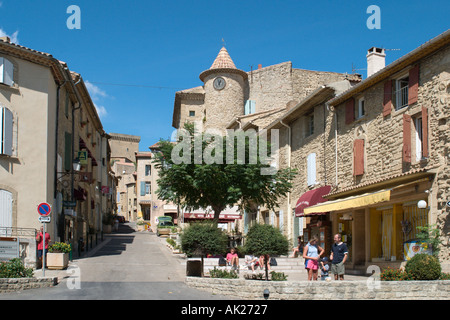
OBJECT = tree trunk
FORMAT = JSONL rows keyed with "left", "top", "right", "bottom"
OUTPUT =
{"left": 264, "top": 254, "right": 269, "bottom": 281}
{"left": 212, "top": 206, "right": 225, "bottom": 225}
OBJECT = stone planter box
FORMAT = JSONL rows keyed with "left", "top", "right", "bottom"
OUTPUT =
{"left": 46, "top": 252, "right": 69, "bottom": 270}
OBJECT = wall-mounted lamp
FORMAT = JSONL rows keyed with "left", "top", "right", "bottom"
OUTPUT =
{"left": 417, "top": 200, "right": 427, "bottom": 209}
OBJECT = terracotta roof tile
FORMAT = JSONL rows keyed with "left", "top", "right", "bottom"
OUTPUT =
{"left": 210, "top": 47, "right": 237, "bottom": 70}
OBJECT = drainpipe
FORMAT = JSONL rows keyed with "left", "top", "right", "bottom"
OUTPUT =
{"left": 54, "top": 78, "right": 67, "bottom": 199}
{"left": 280, "top": 120, "right": 292, "bottom": 243}
{"left": 333, "top": 106, "right": 338, "bottom": 187}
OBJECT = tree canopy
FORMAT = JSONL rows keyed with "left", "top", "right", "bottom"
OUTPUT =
{"left": 153, "top": 122, "right": 297, "bottom": 222}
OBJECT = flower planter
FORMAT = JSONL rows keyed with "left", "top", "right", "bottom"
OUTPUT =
{"left": 46, "top": 252, "right": 69, "bottom": 270}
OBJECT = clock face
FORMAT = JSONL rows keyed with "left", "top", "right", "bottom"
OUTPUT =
{"left": 213, "top": 77, "right": 226, "bottom": 90}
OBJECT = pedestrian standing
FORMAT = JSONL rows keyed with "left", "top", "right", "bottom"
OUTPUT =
{"left": 36, "top": 226, "right": 50, "bottom": 268}
{"left": 330, "top": 233, "right": 348, "bottom": 280}
{"left": 303, "top": 235, "right": 324, "bottom": 281}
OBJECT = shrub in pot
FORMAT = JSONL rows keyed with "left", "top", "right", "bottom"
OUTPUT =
{"left": 47, "top": 242, "right": 71, "bottom": 270}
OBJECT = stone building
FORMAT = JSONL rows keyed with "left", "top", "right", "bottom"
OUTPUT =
{"left": 0, "top": 36, "right": 112, "bottom": 266}
{"left": 172, "top": 46, "right": 360, "bottom": 232}
{"left": 109, "top": 133, "right": 140, "bottom": 222}
{"left": 271, "top": 30, "right": 450, "bottom": 272}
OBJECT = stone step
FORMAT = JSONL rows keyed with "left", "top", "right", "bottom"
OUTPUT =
{"left": 188, "top": 257, "right": 306, "bottom": 267}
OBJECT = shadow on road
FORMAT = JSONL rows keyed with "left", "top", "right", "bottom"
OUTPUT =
{"left": 87, "top": 223, "right": 136, "bottom": 258}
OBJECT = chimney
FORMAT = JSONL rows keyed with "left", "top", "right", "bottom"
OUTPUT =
{"left": 366, "top": 47, "right": 385, "bottom": 77}
{"left": 258, "top": 64, "right": 262, "bottom": 70}
{"left": 0, "top": 36, "right": 11, "bottom": 43}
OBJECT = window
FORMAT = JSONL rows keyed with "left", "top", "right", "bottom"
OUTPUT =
{"left": 415, "top": 116, "right": 423, "bottom": 161}
{"left": 244, "top": 100, "right": 256, "bottom": 115}
{"left": 307, "top": 153, "right": 316, "bottom": 186}
{"left": 145, "top": 165, "right": 151, "bottom": 176}
{"left": 306, "top": 111, "right": 314, "bottom": 137}
{"left": 394, "top": 76, "right": 409, "bottom": 110}
{"left": 145, "top": 182, "right": 151, "bottom": 195}
{"left": 0, "top": 106, "right": 13, "bottom": 156}
{"left": 356, "top": 98, "right": 365, "bottom": 119}
{"left": 0, "top": 57, "right": 14, "bottom": 86}
{"left": 189, "top": 111, "right": 195, "bottom": 117}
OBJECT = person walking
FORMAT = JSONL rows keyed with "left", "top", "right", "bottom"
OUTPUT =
{"left": 36, "top": 226, "right": 51, "bottom": 268}
{"left": 330, "top": 233, "right": 348, "bottom": 280}
{"left": 303, "top": 235, "right": 324, "bottom": 281}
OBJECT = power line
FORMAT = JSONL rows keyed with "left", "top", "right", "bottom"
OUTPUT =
{"left": 88, "top": 81, "right": 185, "bottom": 90}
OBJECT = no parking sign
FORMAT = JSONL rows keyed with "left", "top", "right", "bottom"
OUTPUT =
{"left": 37, "top": 202, "right": 51, "bottom": 222}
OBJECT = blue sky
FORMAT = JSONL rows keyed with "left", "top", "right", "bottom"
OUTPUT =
{"left": 0, "top": 0, "right": 448, "bottom": 151}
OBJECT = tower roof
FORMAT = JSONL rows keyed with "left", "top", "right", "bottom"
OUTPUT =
{"left": 210, "top": 47, "right": 237, "bottom": 69}
{"left": 199, "top": 47, "right": 248, "bottom": 82}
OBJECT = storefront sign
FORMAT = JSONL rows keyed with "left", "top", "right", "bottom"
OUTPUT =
{"left": 78, "top": 150, "right": 88, "bottom": 165}
{"left": 404, "top": 240, "right": 432, "bottom": 260}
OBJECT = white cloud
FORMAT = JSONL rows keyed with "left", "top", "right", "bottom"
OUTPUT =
{"left": 85, "top": 81, "right": 108, "bottom": 100}
{"left": 95, "top": 104, "right": 107, "bottom": 118}
{"left": 0, "top": 28, "right": 19, "bottom": 44}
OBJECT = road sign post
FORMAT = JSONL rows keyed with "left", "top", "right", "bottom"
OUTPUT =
{"left": 37, "top": 203, "right": 51, "bottom": 277}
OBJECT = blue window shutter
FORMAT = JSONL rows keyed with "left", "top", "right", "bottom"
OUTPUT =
{"left": 140, "top": 181, "right": 146, "bottom": 196}
{"left": 244, "top": 100, "right": 250, "bottom": 115}
{"left": 0, "top": 107, "right": 13, "bottom": 156}
{"left": 250, "top": 100, "right": 255, "bottom": 114}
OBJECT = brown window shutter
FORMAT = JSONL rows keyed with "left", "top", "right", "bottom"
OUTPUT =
{"left": 383, "top": 80, "right": 392, "bottom": 116}
{"left": 353, "top": 139, "right": 364, "bottom": 176}
{"left": 345, "top": 98, "right": 355, "bottom": 124}
{"left": 421, "top": 106, "right": 429, "bottom": 158}
{"left": 403, "top": 114, "right": 412, "bottom": 163}
{"left": 408, "top": 65, "right": 419, "bottom": 105}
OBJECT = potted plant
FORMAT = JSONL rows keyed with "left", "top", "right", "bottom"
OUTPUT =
{"left": 136, "top": 218, "right": 145, "bottom": 231}
{"left": 103, "top": 212, "right": 114, "bottom": 233}
{"left": 47, "top": 242, "right": 71, "bottom": 270}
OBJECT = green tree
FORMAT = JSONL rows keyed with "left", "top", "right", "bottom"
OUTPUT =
{"left": 244, "top": 224, "right": 290, "bottom": 280}
{"left": 154, "top": 123, "right": 296, "bottom": 223}
{"left": 181, "top": 222, "right": 228, "bottom": 276}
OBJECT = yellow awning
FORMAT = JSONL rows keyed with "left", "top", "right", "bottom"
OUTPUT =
{"left": 303, "top": 189, "right": 391, "bottom": 215}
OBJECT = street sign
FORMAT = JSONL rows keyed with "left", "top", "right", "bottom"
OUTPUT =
{"left": 38, "top": 216, "right": 51, "bottom": 223}
{"left": 37, "top": 202, "right": 52, "bottom": 216}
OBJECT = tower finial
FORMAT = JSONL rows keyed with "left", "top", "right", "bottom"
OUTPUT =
{"left": 222, "top": 38, "right": 226, "bottom": 47}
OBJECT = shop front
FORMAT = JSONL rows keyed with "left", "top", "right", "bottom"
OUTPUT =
{"left": 295, "top": 186, "right": 332, "bottom": 256}
{"left": 303, "top": 175, "right": 433, "bottom": 270}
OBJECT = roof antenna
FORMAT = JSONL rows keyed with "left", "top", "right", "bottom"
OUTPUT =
{"left": 222, "top": 38, "right": 226, "bottom": 47}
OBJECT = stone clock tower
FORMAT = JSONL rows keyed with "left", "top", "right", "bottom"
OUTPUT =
{"left": 199, "top": 47, "right": 248, "bottom": 130}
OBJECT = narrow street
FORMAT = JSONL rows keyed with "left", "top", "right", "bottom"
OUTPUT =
{"left": 0, "top": 223, "right": 230, "bottom": 300}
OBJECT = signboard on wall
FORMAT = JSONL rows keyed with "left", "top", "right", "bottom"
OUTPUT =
{"left": 0, "top": 237, "right": 19, "bottom": 260}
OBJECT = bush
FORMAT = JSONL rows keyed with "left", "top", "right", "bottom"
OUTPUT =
{"left": 244, "top": 224, "right": 289, "bottom": 257}
{"left": 166, "top": 238, "right": 176, "bottom": 247}
{"left": 405, "top": 253, "right": 441, "bottom": 280}
{"left": 380, "top": 267, "right": 413, "bottom": 281}
{"left": 48, "top": 242, "right": 71, "bottom": 253}
{"left": 270, "top": 271, "right": 288, "bottom": 281}
{"left": 209, "top": 267, "right": 238, "bottom": 279}
{"left": 440, "top": 272, "right": 450, "bottom": 280}
{"left": 0, "top": 258, "right": 34, "bottom": 278}
{"left": 180, "top": 222, "right": 228, "bottom": 257}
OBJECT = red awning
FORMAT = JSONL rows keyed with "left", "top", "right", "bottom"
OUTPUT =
{"left": 183, "top": 213, "right": 242, "bottom": 221}
{"left": 295, "top": 185, "right": 331, "bottom": 217}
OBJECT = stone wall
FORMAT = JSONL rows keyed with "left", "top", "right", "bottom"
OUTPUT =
{"left": 0, "top": 277, "right": 57, "bottom": 293}
{"left": 185, "top": 277, "right": 450, "bottom": 300}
